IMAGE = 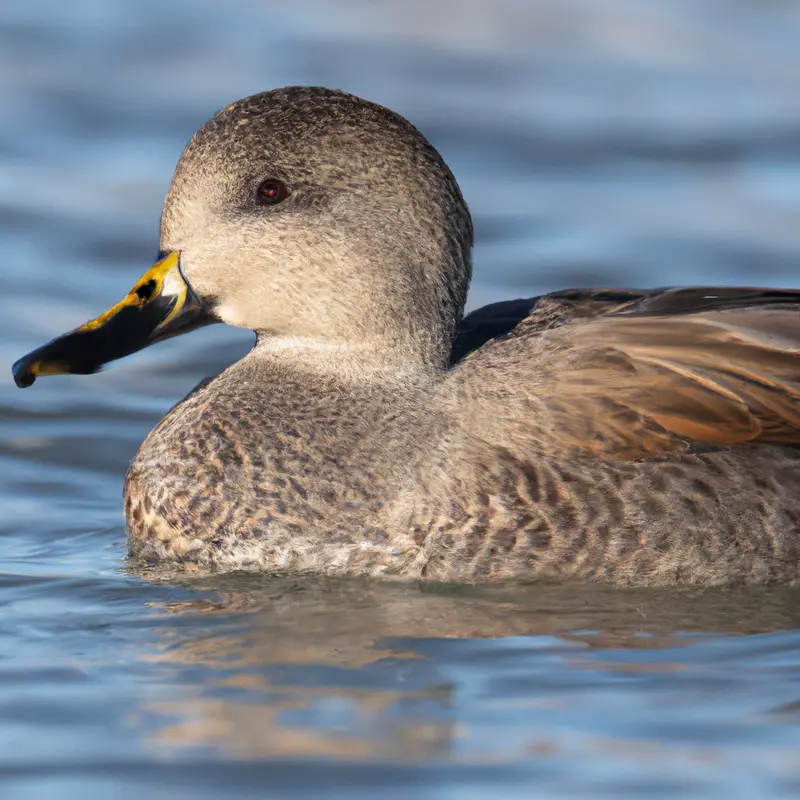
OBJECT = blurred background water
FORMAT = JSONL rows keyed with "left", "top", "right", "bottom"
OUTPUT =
{"left": 1, "top": 1, "right": 800, "bottom": 797}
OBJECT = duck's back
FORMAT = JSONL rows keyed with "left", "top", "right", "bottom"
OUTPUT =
{"left": 407, "top": 286, "right": 800, "bottom": 585}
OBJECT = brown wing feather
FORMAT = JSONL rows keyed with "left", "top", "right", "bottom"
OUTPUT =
{"left": 449, "top": 288, "right": 800, "bottom": 460}
{"left": 544, "top": 310, "right": 800, "bottom": 455}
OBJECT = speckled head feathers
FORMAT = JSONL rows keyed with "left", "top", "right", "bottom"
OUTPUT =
{"left": 160, "top": 87, "right": 473, "bottom": 365}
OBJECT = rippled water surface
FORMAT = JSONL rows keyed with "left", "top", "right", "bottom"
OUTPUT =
{"left": 2, "top": 1, "right": 800, "bottom": 797}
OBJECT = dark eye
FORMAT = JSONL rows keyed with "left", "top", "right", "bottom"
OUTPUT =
{"left": 256, "top": 179, "right": 290, "bottom": 206}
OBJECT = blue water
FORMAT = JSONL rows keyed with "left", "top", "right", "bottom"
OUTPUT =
{"left": 2, "top": 1, "right": 800, "bottom": 797}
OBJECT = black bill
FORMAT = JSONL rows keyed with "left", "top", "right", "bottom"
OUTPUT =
{"left": 12, "top": 251, "right": 213, "bottom": 388}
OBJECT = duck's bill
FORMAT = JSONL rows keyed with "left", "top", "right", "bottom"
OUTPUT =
{"left": 12, "top": 251, "right": 214, "bottom": 388}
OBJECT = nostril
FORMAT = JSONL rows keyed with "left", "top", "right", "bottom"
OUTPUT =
{"left": 136, "top": 280, "right": 157, "bottom": 301}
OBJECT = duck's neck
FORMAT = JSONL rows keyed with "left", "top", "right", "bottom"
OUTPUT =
{"left": 252, "top": 333, "right": 444, "bottom": 384}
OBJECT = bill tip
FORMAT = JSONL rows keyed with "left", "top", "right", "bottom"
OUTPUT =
{"left": 12, "top": 357, "right": 36, "bottom": 388}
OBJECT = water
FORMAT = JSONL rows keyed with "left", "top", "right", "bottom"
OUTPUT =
{"left": 1, "top": 1, "right": 800, "bottom": 797}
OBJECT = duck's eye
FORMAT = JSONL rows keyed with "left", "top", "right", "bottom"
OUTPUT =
{"left": 256, "top": 179, "right": 290, "bottom": 206}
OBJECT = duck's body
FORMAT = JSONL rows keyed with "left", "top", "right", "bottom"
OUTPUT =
{"left": 14, "top": 87, "right": 800, "bottom": 585}
{"left": 126, "top": 286, "right": 800, "bottom": 586}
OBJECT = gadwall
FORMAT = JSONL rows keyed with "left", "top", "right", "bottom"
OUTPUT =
{"left": 13, "top": 87, "right": 800, "bottom": 585}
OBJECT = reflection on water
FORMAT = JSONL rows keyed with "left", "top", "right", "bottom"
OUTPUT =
{"left": 1, "top": 0, "right": 800, "bottom": 797}
{"left": 133, "top": 577, "right": 800, "bottom": 775}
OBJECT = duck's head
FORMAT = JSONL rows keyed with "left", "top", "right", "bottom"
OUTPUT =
{"left": 13, "top": 87, "right": 473, "bottom": 388}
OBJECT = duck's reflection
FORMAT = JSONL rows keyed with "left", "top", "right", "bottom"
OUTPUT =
{"left": 134, "top": 575, "right": 800, "bottom": 759}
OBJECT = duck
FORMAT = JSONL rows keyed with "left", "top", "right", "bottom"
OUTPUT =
{"left": 13, "top": 86, "right": 800, "bottom": 586}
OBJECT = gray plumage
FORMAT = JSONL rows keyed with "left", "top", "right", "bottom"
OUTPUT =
{"left": 124, "top": 87, "right": 800, "bottom": 585}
